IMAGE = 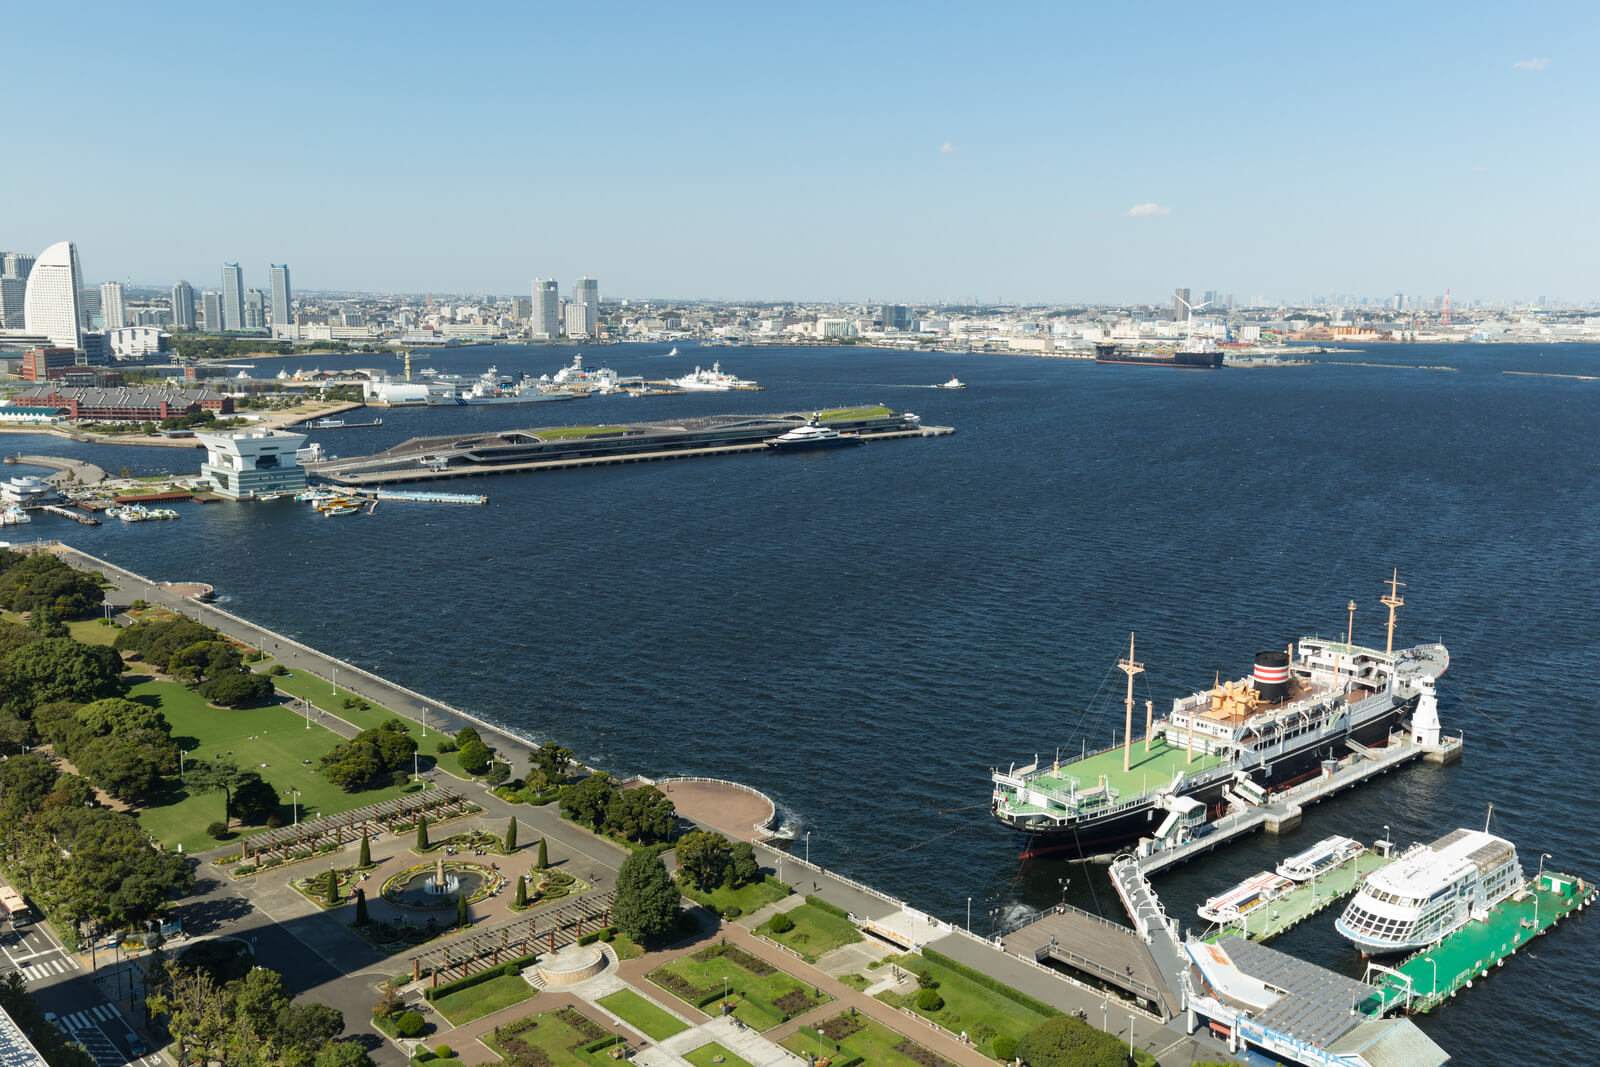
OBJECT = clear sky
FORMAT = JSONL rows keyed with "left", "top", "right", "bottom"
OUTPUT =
{"left": 10, "top": 1, "right": 1592, "bottom": 304}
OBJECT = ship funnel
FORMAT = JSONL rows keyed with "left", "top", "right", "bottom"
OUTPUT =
{"left": 1254, "top": 651, "right": 1290, "bottom": 703}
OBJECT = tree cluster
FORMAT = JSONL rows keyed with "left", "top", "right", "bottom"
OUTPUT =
{"left": 34, "top": 696, "right": 179, "bottom": 803}
{"left": 558, "top": 773, "right": 677, "bottom": 844}
{"left": 1016, "top": 1014, "right": 1137, "bottom": 1067}
{"left": 115, "top": 619, "right": 275, "bottom": 707}
{"left": 318, "top": 719, "right": 418, "bottom": 792}
{"left": 186, "top": 757, "right": 280, "bottom": 829}
{"left": 0, "top": 971, "right": 96, "bottom": 1067}
{"left": 612, "top": 849, "right": 680, "bottom": 942}
{"left": 148, "top": 961, "right": 365, "bottom": 1067}
{"left": 674, "top": 830, "right": 760, "bottom": 892}
{"left": 0, "top": 551, "right": 107, "bottom": 619}
{"left": 0, "top": 632, "right": 125, "bottom": 722}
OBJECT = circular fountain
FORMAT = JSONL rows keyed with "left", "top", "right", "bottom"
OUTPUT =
{"left": 382, "top": 858, "right": 490, "bottom": 909}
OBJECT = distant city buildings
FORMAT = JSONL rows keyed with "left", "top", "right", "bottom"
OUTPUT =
{"left": 100, "top": 281, "right": 126, "bottom": 330}
{"left": 532, "top": 278, "right": 559, "bottom": 338}
{"left": 202, "top": 290, "right": 223, "bottom": 332}
{"left": 220, "top": 262, "right": 245, "bottom": 331}
{"left": 1173, "top": 287, "right": 1192, "bottom": 321}
{"left": 23, "top": 241, "right": 84, "bottom": 348}
{"left": 881, "top": 304, "right": 911, "bottom": 331}
{"left": 269, "top": 264, "right": 292, "bottom": 325}
{"left": 244, "top": 289, "right": 266, "bottom": 330}
{"left": 563, "top": 300, "right": 593, "bottom": 339}
{"left": 574, "top": 276, "right": 599, "bottom": 338}
{"left": 172, "top": 280, "right": 196, "bottom": 329}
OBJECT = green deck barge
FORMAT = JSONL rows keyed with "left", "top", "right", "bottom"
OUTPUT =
{"left": 1204, "top": 850, "right": 1397, "bottom": 943}
{"left": 1366, "top": 871, "right": 1596, "bottom": 1014}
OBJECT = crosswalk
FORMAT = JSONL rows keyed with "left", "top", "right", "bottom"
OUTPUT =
{"left": 19, "top": 954, "right": 79, "bottom": 981}
{"left": 58, "top": 1002, "right": 120, "bottom": 1032}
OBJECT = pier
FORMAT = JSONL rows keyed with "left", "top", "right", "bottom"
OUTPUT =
{"left": 352, "top": 488, "right": 488, "bottom": 505}
{"left": 1201, "top": 849, "right": 1396, "bottom": 944}
{"left": 37, "top": 504, "right": 101, "bottom": 526}
{"left": 998, "top": 904, "right": 1173, "bottom": 1015}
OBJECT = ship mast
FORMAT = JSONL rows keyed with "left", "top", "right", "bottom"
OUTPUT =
{"left": 1144, "top": 699, "right": 1154, "bottom": 753}
{"left": 1381, "top": 569, "right": 1405, "bottom": 655}
{"left": 1120, "top": 633, "right": 1144, "bottom": 773}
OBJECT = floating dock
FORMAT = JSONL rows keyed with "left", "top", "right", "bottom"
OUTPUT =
{"left": 352, "top": 489, "right": 488, "bottom": 505}
{"left": 1203, "top": 849, "right": 1396, "bottom": 943}
{"left": 1366, "top": 870, "right": 1595, "bottom": 1014}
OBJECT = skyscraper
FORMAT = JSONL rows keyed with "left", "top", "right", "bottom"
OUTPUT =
{"left": 172, "top": 280, "right": 196, "bottom": 330}
{"left": 2, "top": 253, "right": 36, "bottom": 283}
{"left": 269, "top": 264, "right": 292, "bottom": 326}
{"left": 574, "top": 276, "right": 599, "bottom": 338}
{"left": 882, "top": 304, "right": 911, "bottom": 331}
{"left": 100, "top": 281, "right": 126, "bottom": 330}
{"left": 202, "top": 291, "right": 223, "bottom": 333}
{"left": 533, "top": 279, "right": 560, "bottom": 339}
{"left": 244, "top": 289, "right": 266, "bottom": 330}
{"left": 220, "top": 262, "right": 245, "bottom": 332}
{"left": 1173, "top": 287, "right": 1192, "bottom": 321}
{"left": 23, "top": 241, "right": 84, "bottom": 348}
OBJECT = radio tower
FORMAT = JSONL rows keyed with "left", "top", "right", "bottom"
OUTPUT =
{"left": 1442, "top": 289, "right": 1451, "bottom": 326}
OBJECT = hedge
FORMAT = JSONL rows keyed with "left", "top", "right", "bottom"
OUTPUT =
{"left": 423, "top": 960, "right": 527, "bottom": 1001}
{"left": 577, "top": 925, "right": 616, "bottom": 946}
{"left": 918, "top": 948, "right": 1062, "bottom": 1020}
{"left": 805, "top": 894, "right": 850, "bottom": 919}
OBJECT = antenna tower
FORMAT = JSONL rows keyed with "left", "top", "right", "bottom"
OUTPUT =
{"left": 1442, "top": 289, "right": 1451, "bottom": 326}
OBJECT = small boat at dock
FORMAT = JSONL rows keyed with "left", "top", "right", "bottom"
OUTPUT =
{"left": 1198, "top": 871, "right": 1296, "bottom": 925}
{"left": 1277, "top": 835, "right": 1365, "bottom": 882}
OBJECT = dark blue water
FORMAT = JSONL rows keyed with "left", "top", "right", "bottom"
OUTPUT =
{"left": 10, "top": 341, "right": 1597, "bottom": 1062}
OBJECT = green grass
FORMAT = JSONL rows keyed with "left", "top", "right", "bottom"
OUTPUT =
{"left": 679, "top": 875, "right": 790, "bottom": 918}
{"left": 876, "top": 954, "right": 1053, "bottom": 1060}
{"left": 684, "top": 1044, "right": 754, "bottom": 1067}
{"left": 485, "top": 1010, "right": 610, "bottom": 1067}
{"left": 838, "top": 974, "right": 870, "bottom": 991}
{"left": 532, "top": 426, "right": 630, "bottom": 440}
{"left": 756, "top": 903, "right": 862, "bottom": 962}
{"left": 817, "top": 405, "right": 893, "bottom": 421}
{"left": 126, "top": 678, "right": 428, "bottom": 852}
{"left": 782, "top": 1014, "right": 946, "bottom": 1067}
{"left": 0, "top": 612, "right": 119, "bottom": 647}
{"left": 263, "top": 670, "right": 476, "bottom": 780}
{"left": 595, "top": 989, "right": 688, "bottom": 1041}
{"left": 432, "top": 974, "right": 536, "bottom": 1025}
{"left": 650, "top": 946, "right": 830, "bottom": 1031}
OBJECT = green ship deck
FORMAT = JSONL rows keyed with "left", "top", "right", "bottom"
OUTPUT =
{"left": 1005, "top": 736, "right": 1230, "bottom": 816}
{"left": 1366, "top": 872, "right": 1595, "bottom": 1014}
{"left": 1203, "top": 851, "right": 1396, "bottom": 943}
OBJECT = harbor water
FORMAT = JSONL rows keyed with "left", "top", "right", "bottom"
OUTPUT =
{"left": 5, "top": 341, "right": 1596, "bottom": 1062}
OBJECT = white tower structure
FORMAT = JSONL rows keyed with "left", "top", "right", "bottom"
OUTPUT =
{"left": 195, "top": 428, "right": 309, "bottom": 498}
{"left": 23, "top": 241, "right": 85, "bottom": 348}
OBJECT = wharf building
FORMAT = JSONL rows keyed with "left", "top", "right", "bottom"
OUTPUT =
{"left": 196, "top": 428, "right": 308, "bottom": 498}
{"left": 171, "top": 280, "right": 196, "bottom": 330}
{"left": 8, "top": 384, "right": 231, "bottom": 421}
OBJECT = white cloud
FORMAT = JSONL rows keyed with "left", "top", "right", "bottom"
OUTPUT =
{"left": 1512, "top": 57, "right": 1551, "bottom": 71}
{"left": 1125, "top": 202, "right": 1171, "bottom": 218}
{"left": 939, "top": 142, "right": 959, "bottom": 154}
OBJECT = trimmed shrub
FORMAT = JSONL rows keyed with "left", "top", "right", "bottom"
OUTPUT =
{"left": 723, "top": 905, "right": 742, "bottom": 919}
{"left": 433, "top": 1047, "right": 453, "bottom": 1060}
{"left": 805, "top": 894, "right": 850, "bottom": 919}
{"left": 207, "top": 821, "right": 229, "bottom": 840}
{"left": 395, "top": 1010, "right": 425, "bottom": 1038}
{"left": 914, "top": 989, "right": 944, "bottom": 1012}
{"left": 769, "top": 911, "right": 795, "bottom": 934}
{"left": 993, "top": 1036, "right": 1018, "bottom": 1061}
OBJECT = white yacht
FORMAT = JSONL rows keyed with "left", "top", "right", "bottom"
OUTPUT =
{"left": 1335, "top": 828, "right": 1524, "bottom": 954}
{"left": 1276, "top": 835, "right": 1365, "bottom": 882}
{"left": 766, "top": 424, "right": 863, "bottom": 452}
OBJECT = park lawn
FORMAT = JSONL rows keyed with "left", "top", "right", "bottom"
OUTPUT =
{"left": 683, "top": 1044, "right": 753, "bottom": 1067}
{"left": 127, "top": 678, "right": 426, "bottom": 852}
{"left": 595, "top": 989, "right": 688, "bottom": 1041}
{"left": 757, "top": 903, "right": 862, "bottom": 962}
{"left": 484, "top": 1010, "right": 607, "bottom": 1067}
{"left": 265, "top": 670, "right": 477, "bottom": 780}
{"left": 679, "top": 875, "right": 790, "bottom": 918}
{"left": 432, "top": 974, "right": 536, "bottom": 1025}
{"left": 783, "top": 1014, "right": 948, "bottom": 1067}
{"left": 878, "top": 954, "right": 1054, "bottom": 1059}
{"left": 0, "top": 612, "right": 118, "bottom": 647}
{"left": 651, "top": 947, "right": 830, "bottom": 1031}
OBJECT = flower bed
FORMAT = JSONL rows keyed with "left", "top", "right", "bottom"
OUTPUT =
{"left": 693, "top": 943, "right": 775, "bottom": 976}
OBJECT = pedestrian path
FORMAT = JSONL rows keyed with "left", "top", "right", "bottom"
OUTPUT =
{"left": 19, "top": 954, "right": 79, "bottom": 981}
{"left": 57, "top": 1003, "right": 121, "bottom": 1031}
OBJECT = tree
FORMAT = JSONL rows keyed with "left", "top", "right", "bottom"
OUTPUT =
{"left": 352, "top": 722, "right": 416, "bottom": 771}
{"left": 504, "top": 816, "right": 518, "bottom": 853}
{"left": 353, "top": 888, "right": 369, "bottom": 925}
{"left": 229, "top": 771, "right": 280, "bottom": 823}
{"left": 199, "top": 672, "right": 275, "bottom": 708}
{"left": 514, "top": 876, "right": 527, "bottom": 908}
{"left": 674, "top": 830, "right": 733, "bottom": 891}
{"left": 456, "top": 738, "right": 492, "bottom": 775}
{"left": 186, "top": 759, "right": 251, "bottom": 831}
{"left": 612, "top": 849, "right": 679, "bottom": 942}
{"left": 113, "top": 617, "right": 224, "bottom": 671}
{"left": 1015, "top": 1015, "right": 1131, "bottom": 1067}
{"left": 416, "top": 814, "right": 429, "bottom": 851}
{"left": 234, "top": 967, "right": 289, "bottom": 1037}
{"left": 1, "top": 638, "right": 125, "bottom": 719}
{"left": 455, "top": 892, "right": 468, "bottom": 927}
{"left": 533, "top": 742, "right": 574, "bottom": 781}
{"left": 0, "top": 752, "right": 60, "bottom": 818}
{"left": 605, "top": 785, "right": 676, "bottom": 844}
{"left": 167, "top": 640, "right": 243, "bottom": 684}
{"left": 276, "top": 1003, "right": 344, "bottom": 1064}
{"left": 486, "top": 760, "right": 511, "bottom": 786}
{"left": 729, "top": 842, "right": 760, "bottom": 888}
{"left": 455, "top": 725, "right": 480, "bottom": 749}
{"left": 325, "top": 869, "right": 339, "bottom": 905}
{"left": 317, "top": 741, "right": 386, "bottom": 792}
{"left": 74, "top": 735, "right": 164, "bottom": 802}
{"left": 314, "top": 1043, "right": 375, "bottom": 1067}
{"left": 358, "top": 830, "right": 371, "bottom": 868}
{"left": 74, "top": 696, "right": 169, "bottom": 739}
{"left": 559, "top": 772, "right": 616, "bottom": 830}
{"left": 537, "top": 837, "right": 548, "bottom": 869}
{"left": 0, "top": 554, "right": 106, "bottom": 618}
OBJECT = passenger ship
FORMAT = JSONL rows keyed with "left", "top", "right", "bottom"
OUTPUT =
{"left": 1335, "top": 829, "right": 1525, "bottom": 955}
{"left": 990, "top": 573, "right": 1448, "bottom": 859}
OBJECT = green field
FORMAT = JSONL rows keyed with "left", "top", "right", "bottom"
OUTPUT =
{"left": 878, "top": 954, "right": 1054, "bottom": 1059}
{"left": 595, "top": 989, "right": 688, "bottom": 1041}
{"left": 783, "top": 1014, "right": 949, "bottom": 1067}
{"left": 756, "top": 903, "right": 862, "bottom": 962}
{"left": 684, "top": 1044, "right": 753, "bottom": 1067}
{"left": 817, "top": 405, "right": 893, "bottom": 421}
{"left": 486, "top": 1009, "right": 617, "bottom": 1067}
{"left": 679, "top": 875, "right": 790, "bottom": 918}
{"left": 126, "top": 678, "right": 427, "bottom": 852}
{"left": 650, "top": 945, "right": 830, "bottom": 1031}
{"left": 432, "top": 974, "right": 536, "bottom": 1025}
{"left": 265, "top": 669, "right": 476, "bottom": 779}
{"left": 532, "top": 426, "right": 630, "bottom": 440}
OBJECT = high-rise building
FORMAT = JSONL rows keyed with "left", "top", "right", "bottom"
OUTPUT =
{"left": 172, "top": 280, "right": 196, "bottom": 329}
{"left": 220, "top": 263, "right": 245, "bottom": 332}
{"left": 244, "top": 289, "right": 266, "bottom": 330}
{"left": 881, "top": 304, "right": 911, "bottom": 331}
{"left": 202, "top": 290, "right": 223, "bottom": 333}
{"left": 100, "top": 281, "right": 126, "bottom": 331}
{"left": 23, "top": 241, "right": 85, "bottom": 348}
{"left": 533, "top": 279, "right": 560, "bottom": 339}
{"left": 269, "top": 264, "right": 292, "bottom": 326}
{"left": 512, "top": 297, "right": 532, "bottom": 321}
{"left": 563, "top": 301, "right": 593, "bottom": 339}
{"left": 1173, "top": 287, "right": 1192, "bottom": 321}
{"left": 2, "top": 253, "right": 36, "bottom": 282}
{"left": 0, "top": 278, "right": 24, "bottom": 328}
{"left": 574, "top": 276, "right": 599, "bottom": 338}
{"left": 1393, "top": 292, "right": 1404, "bottom": 311}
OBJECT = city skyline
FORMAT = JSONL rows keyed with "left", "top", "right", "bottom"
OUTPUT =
{"left": 6, "top": 2, "right": 1592, "bottom": 303}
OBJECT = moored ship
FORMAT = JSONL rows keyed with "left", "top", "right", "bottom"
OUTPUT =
{"left": 1094, "top": 336, "right": 1223, "bottom": 369}
{"left": 990, "top": 573, "right": 1447, "bottom": 859}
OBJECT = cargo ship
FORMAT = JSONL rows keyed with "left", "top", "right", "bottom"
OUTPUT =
{"left": 990, "top": 573, "right": 1447, "bottom": 859}
{"left": 1094, "top": 336, "right": 1223, "bottom": 369}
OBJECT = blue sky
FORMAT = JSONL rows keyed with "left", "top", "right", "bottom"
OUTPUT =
{"left": 10, "top": 1, "right": 1591, "bottom": 303}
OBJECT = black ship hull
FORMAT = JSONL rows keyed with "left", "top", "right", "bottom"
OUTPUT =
{"left": 1000, "top": 700, "right": 1412, "bottom": 860}
{"left": 1094, "top": 343, "right": 1223, "bottom": 369}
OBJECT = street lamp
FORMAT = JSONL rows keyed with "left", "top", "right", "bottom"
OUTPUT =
{"left": 421, "top": 706, "right": 427, "bottom": 738}
{"left": 1100, "top": 1000, "right": 1107, "bottom": 1033}
{"left": 1537, "top": 852, "right": 1552, "bottom": 886}
{"left": 1424, "top": 957, "right": 1437, "bottom": 996}
{"left": 303, "top": 697, "right": 311, "bottom": 730}
{"left": 805, "top": 831, "right": 810, "bottom": 865}
{"left": 284, "top": 786, "right": 300, "bottom": 826}
{"left": 967, "top": 897, "right": 971, "bottom": 934}
{"left": 1127, "top": 1014, "right": 1135, "bottom": 1063}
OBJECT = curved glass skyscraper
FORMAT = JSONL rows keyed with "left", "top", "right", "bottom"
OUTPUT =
{"left": 23, "top": 241, "right": 84, "bottom": 348}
